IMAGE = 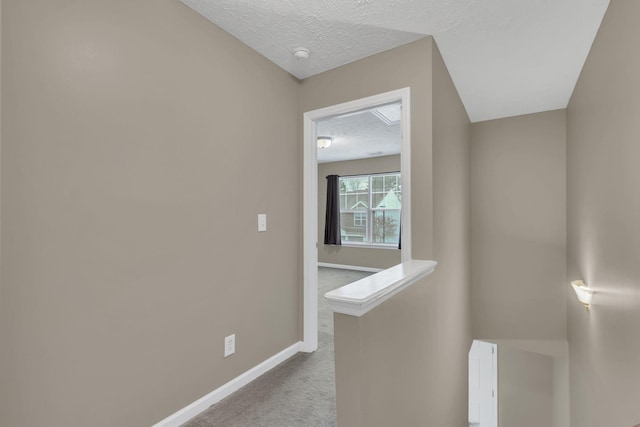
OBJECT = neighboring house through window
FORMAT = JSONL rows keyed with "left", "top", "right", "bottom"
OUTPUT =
{"left": 339, "top": 173, "right": 401, "bottom": 246}
{"left": 353, "top": 212, "right": 367, "bottom": 226}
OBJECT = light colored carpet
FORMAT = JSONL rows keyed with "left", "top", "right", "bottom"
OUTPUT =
{"left": 182, "top": 267, "right": 372, "bottom": 427}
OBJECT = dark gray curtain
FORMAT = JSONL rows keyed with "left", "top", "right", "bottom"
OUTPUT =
{"left": 324, "top": 175, "right": 341, "bottom": 245}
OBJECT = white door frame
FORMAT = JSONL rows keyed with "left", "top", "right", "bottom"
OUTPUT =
{"left": 469, "top": 340, "right": 498, "bottom": 426}
{"left": 301, "top": 88, "right": 412, "bottom": 352}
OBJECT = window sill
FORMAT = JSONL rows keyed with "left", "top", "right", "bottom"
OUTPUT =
{"left": 340, "top": 243, "right": 399, "bottom": 250}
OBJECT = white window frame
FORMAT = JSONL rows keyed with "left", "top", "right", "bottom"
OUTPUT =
{"left": 339, "top": 173, "right": 401, "bottom": 248}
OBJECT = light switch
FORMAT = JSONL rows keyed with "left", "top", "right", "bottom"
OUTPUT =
{"left": 258, "top": 214, "right": 267, "bottom": 232}
{"left": 224, "top": 334, "right": 235, "bottom": 358}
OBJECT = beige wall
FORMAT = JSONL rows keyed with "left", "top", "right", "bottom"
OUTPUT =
{"left": 0, "top": 0, "right": 2, "bottom": 330}
{"left": 566, "top": 0, "right": 640, "bottom": 425}
{"left": 302, "top": 37, "right": 436, "bottom": 427}
{"left": 318, "top": 156, "right": 402, "bottom": 269}
{"left": 471, "top": 110, "right": 567, "bottom": 340}
{"left": 304, "top": 37, "right": 472, "bottom": 426}
{"left": 498, "top": 346, "right": 554, "bottom": 427}
{"left": 489, "top": 340, "right": 570, "bottom": 427}
{"left": 0, "top": 1, "right": 301, "bottom": 426}
{"left": 301, "top": 38, "right": 435, "bottom": 262}
{"left": 553, "top": 355, "right": 571, "bottom": 427}
{"left": 431, "top": 40, "right": 473, "bottom": 424}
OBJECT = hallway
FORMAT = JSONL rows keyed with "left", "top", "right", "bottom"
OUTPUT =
{"left": 184, "top": 268, "right": 371, "bottom": 426}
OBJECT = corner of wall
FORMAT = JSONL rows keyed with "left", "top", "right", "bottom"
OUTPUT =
{"left": 429, "top": 35, "right": 473, "bottom": 425}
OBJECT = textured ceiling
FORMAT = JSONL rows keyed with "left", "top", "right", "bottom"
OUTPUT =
{"left": 316, "top": 103, "right": 401, "bottom": 164}
{"left": 181, "top": 0, "right": 610, "bottom": 122}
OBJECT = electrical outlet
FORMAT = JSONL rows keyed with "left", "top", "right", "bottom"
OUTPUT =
{"left": 224, "top": 334, "right": 235, "bottom": 358}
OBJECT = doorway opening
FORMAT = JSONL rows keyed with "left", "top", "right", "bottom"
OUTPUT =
{"left": 301, "top": 88, "right": 411, "bottom": 352}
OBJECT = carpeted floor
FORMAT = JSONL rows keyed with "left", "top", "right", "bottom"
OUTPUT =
{"left": 182, "top": 267, "right": 372, "bottom": 427}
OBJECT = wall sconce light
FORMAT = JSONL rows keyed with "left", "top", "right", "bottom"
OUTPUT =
{"left": 317, "top": 136, "right": 333, "bottom": 149}
{"left": 571, "top": 280, "right": 594, "bottom": 311}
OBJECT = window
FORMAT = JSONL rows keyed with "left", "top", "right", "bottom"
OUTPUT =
{"left": 353, "top": 212, "right": 367, "bottom": 227}
{"left": 339, "top": 173, "right": 401, "bottom": 246}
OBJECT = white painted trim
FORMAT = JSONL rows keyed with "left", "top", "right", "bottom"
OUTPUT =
{"left": 151, "top": 342, "right": 302, "bottom": 427}
{"left": 324, "top": 260, "right": 436, "bottom": 317}
{"left": 469, "top": 340, "right": 498, "bottom": 426}
{"left": 302, "top": 108, "right": 319, "bottom": 354}
{"left": 303, "top": 88, "right": 412, "bottom": 352}
{"left": 317, "top": 262, "right": 384, "bottom": 273}
{"left": 340, "top": 242, "right": 400, "bottom": 250}
{"left": 399, "top": 90, "right": 412, "bottom": 263}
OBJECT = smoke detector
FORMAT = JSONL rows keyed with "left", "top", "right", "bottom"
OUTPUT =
{"left": 293, "top": 47, "right": 310, "bottom": 60}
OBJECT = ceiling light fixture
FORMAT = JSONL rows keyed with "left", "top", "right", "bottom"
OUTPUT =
{"left": 571, "top": 280, "right": 594, "bottom": 311}
{"left": 317, "top": 136, "right": 333, "bottom": 149}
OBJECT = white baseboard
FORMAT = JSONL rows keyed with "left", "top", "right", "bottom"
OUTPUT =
{"left": 317, "top": 262, "right": 383, "bottom": 273}
{"left": 152, "top": 341, "right": 302, "bottom": 427}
